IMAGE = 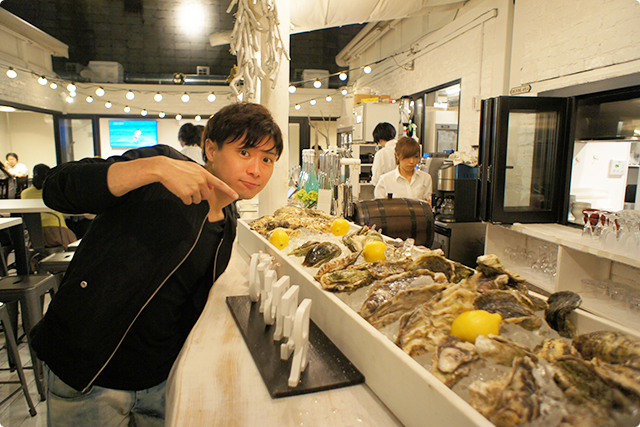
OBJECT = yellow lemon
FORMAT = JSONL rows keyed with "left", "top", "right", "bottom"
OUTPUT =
{"left": 269, "top": 229, "right": 289, "bottom": 250}
{"left": 330, "top": 218, "right": 350, "bottom": 236}
{"left": 450, "top": 310, "right": 502, "bottom": 343}
{"left": 362, "top": 241, "right": 387, "bottom": 263}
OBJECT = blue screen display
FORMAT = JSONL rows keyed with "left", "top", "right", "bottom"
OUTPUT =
{"left": 109, "top": 120, "right": 158, "bottom": 148}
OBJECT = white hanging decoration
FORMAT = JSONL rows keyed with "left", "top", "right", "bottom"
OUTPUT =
{"left": 226, "top": 0, "right": 290, "bottom": 101}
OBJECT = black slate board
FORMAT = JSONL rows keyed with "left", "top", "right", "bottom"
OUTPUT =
{"left": 226, "top": 295, "right": 365, "bottom": 398}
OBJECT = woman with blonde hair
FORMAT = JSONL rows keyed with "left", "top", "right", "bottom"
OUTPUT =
{"left": 374, "top": 136, "right": 432, "bottom": 203}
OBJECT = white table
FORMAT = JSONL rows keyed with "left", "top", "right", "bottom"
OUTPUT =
{"left": 0, "top": 199, "right": 58, "bottom": 253}
{"left": 0, "top": 216, "right": 28, "bottom": 275}
{"left": 165, "top": 245, "right": 403, "bottom": 427}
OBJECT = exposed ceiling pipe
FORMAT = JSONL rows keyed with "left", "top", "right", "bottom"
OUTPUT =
{"left": 336, "top": 22, "right": 378, "bottom": 67}
{"left": 124, "top": 73, "right": 230, "bottom": 86}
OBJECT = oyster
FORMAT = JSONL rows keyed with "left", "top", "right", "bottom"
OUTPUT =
{"left": 396, "top": 279, "right": 477, "bottom": 356}
{"left": 545, "top": 291, "right": 582, "bottom": 338}
{"left": 591, "top": 358, "right": 640, "bottom": 398}
{"left": 313, "top": 251, "right": 362, "bottom": 280}
{"left": 475, "top": 334, "right": 536, "bottom": 366}
{"left": 360, "top": 259, "right": 411, "bottom": 279}
{"left": 319, "top": 269, "right": 374, "bottom": 292}
{"left": 406, "top": 253, "right": 454, "bottom": 280}
{"left": 533, "top": 338, "right": 579, "bottom": 362}
{"left": 468, "top": 357, "right": 543, "bottom": 427}
{"left": 342, "top": 225, "right": 384, "bottom": 253}
{"left": 573, "top": 331, "right": 640, "bottom": 367}
{"left": 359, "top": 271, "right": 447, "bottom": 329}
{"left": 302, "top": 242, "right": 341, "bottom": 267}
{"left": 433, "top": 336, "right": 480, "bottom": 387}
{"left": 288, "top": 241, "right": 321, "bottom": 257}
{"left": 250, "top": 206, "right": 333, "bottom": 234}
{"left": 249, "top": 215, "right": 291, "bottom": 234}
{"left": 474, "top": 290, "right": 542, "bottom": 331}
{"left": 476, "top": 254, "right": 525, "bottom": 283}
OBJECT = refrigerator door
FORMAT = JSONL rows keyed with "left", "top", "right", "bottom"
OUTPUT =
{"left": 479, "top": 96, "right": 570, "bottom": 224}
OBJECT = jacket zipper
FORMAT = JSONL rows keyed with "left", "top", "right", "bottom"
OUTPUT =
{"left": 82, "top": 214, "right": 212, "bottom": 393}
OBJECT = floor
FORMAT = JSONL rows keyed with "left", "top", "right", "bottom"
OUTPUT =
{"left": 0, "top": 322, "right": 47, "bottom": 427}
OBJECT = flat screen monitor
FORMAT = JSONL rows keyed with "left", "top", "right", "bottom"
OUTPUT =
{"left": 109, "top": 120, "right": 158, "bottom": 148}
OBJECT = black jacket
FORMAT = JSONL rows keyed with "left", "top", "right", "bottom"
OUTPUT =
{"left": 30, "top": 145, "right": 237, "bottom": 392}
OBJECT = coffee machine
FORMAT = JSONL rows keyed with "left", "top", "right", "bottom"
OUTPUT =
{"left": 429, "top": 160, "right": 479, "bottom": 222}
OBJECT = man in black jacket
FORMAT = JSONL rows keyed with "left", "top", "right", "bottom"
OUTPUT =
{"left": 31, "top": 102, "right": 283, "bottom": 426}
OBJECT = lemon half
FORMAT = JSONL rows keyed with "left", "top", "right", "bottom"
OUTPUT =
{"left": 450, "top": 310, "right": 502, "bottom": 343}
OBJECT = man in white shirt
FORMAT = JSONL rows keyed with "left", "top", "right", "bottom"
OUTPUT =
{"left": 374, "top": 137, "right": 433, "bottom": 202}
{"left": 370, "top": 122, "right": 397, "bottom": 185}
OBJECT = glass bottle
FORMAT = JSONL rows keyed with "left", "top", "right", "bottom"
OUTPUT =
{"left": 301, "top": 149, "right": 319, "bottom": 193}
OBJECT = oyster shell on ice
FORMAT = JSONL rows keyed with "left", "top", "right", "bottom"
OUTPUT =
{"left": 302, "top": 242, "right": 341, "bottom": 267}
{"left": 249, "top": 206, "right": 334, "bottom": 234}
{"left": 545, "top": 291, "right": 582, "bottom": 339}
{"left": 313, "top": 250, "right": 362, "bottom": 280}
{"left": 474, "top": 289, "right": 542, "bottom": 331}
{"left": 432, "top": 335, "right": 480, "bottom": 388}
{"left": 573, "top": 330, "right": 640, "bottom": 368}
{"left": 288, "top": 241, "right": 321, "bottom": 257}
{"left": 474, "top": 334, "right": 537, "bottom": 366}
{"left": 533, "top": 338, "right": 579, "bottom": 362}
{"left": 342, "top": 225, "right": 384, "bottom": 253}
{"left": 319, "top": 269, "right": 374, "bottom": 292}
{"left": 249, "top": 215, "right": 291, "bottom": 234}
{"left": 358, "top": 270, "right": 447, "bottom": 329}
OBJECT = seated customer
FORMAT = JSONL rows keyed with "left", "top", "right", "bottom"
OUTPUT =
{"left": 374, "top": 137, "right": 433, "bottom": 203}
{"left": 20, "top": 164, "right": 77, "bottom": 248}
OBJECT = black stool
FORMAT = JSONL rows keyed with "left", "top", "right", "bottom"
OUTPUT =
{"left": 0, "top": 274, "right": 58, "bottom": 401}
{"left": 0, "top": 302, "right": 37, "bottom": 415}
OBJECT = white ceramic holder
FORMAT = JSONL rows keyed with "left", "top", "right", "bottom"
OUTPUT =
{"left": 270, "top": 276, "right": 291, "bottom": 335}
{"left": 249, "top": 252, "right": 273, "bottom": 302}
{"left": 286, "top": 299, "right": 312, "bottom": 387}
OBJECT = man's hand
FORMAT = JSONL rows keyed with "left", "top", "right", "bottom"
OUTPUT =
{"left": 107, "top": 157, "right": 238, "bottom": 206}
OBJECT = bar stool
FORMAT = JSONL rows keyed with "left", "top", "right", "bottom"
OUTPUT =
{"left": 0, "top": 274, "right": 58, "bottom": 401}
{"left": 0, "top": 302, "right": 37, "bottom": 415}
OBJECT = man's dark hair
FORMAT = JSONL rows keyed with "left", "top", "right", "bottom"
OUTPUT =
{"left": 178, "top": 123, "right": 202, "bottom": 147}
{"left": 32, "top": 163, "right": 51, "bottom": 189}
{"left": 203, "top": 102, "right": 283, "bottom": 160}
{"left": 372, "top": 122, "right": 396, "bottom": 144}
{"left": 6, "top": 152, "right": 18, "bottom": 161}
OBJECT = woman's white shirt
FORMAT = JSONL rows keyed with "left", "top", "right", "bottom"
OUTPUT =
{"left": 374, "top": 167, "right": 433, "bottom": 201}
{"left": 180, "top": 146, "right": 205, "bottom": 165}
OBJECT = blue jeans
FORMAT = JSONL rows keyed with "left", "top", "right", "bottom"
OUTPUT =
{"left": 46, "top": 365, "right": 166, "bottom": 427}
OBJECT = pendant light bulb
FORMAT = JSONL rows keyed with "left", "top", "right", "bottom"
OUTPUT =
{"left": 66, "top": 96, "right": 74, "bottom": 104}
{"left": 159, "top": 112, "right": 166, "bottom": 118}
{"left": 105, "top": 101, "right": 112, "bottom": 109}
{"left": 363, "top": 66, "right": 372, "bottom": 74}
{"left": 310, "top": 99, "right": 316, "bottom": 106}
{"left": 141, "top": 109, "right": 148, "bottom": 116}
{"left": 294, "top": 104, "right": 301, "bottom": 110}
{"left": 288, "top": 85, "right": 297, "bottom": 94}
{"left": 96, "top": 87, "right": 105, "bottom": 97}
{"left": 86, "top": 96, "right": 94, "bottom": 103}
{"left": 50, "top": 82, "right": 58, "bottom": 90}
{"left": 326, "top": 95, "right": 332, "bottom": 102}
{"left": 181, "top": 93, "right": 190, "bottom": 103}
{"left": 208, "top": 92, "right": 216, "bottom": 102}
{"left": 69, "top": 91, "right": 77, "bottom": 97}
{"left": 313, "top": 79, "right": 322, "bottom": 89}
{"left": 126, "top": 90, "right": 135, "bottom": 100}
{"left": 341, "top": 88, "right": 348, "bottom": 96}
{"left": 38, "top": 76, "right": 48, "bottom": 85}
{"left": 124, "top": 105, "right": 131, "bottom": 113}
{"left": 154, "top": 92, "right": 163, "bottom": 102}
{"left": 176, "top": 114, "right": 183, "bottom": 121}
{"left": 67, "top": 82, "right": 77, "bottom": 92}
{"left": 339, "top": 72, "right": 348, "bottom": 81}
{"left": 195, "top": 115, "right": 202, "bottom": 121}
{"left": 6, "top": 68, "right": 17, "bottom": 79}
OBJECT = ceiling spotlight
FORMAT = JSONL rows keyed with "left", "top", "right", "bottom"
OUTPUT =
{"left": 6, "top": 68, "right": 17, "bottom": 78}
{"left": 124, "top": 105, "right": 131, "bottom": 113}
{"left": 38, "top": 76, "right": 48, "bottom": 85}
{"left": 86, "top": 96, "right": 93, "bottom": 103}
{"left": 326, "top": 95, "right": 332, "bottom": 102}
{"left": 96, "top": 87, "right": 105, "bottom": 97}
{"left": 66, "top": 96, "right": 74, "bottom": 103}
{"left": 339, "top": 72, "right": 348, "bottom": 81}
{"left": 105, "top": 101, "right": 112, "bottom": 108}
{"left": 67, "top": 82, "right": 77, "bottom": 92}
{"left": 313, "top": 79, "right": 322, "bottom": 89}
{"left": 294, "top": 104, "right": 301, "bottom": 110}
{"left": 181, "top": 93, "right": 190, "bottom": 103}
{"left": 341, "top": 88, "right": 348, "bottom": 96}
{"left": 141, "top": 109, "right": 148, "bottom": 116}
{"left": 126, "top": 90, "right": 135, "bottom": 100}
{"left": 50, "top": 82, "right": 58, "bottom": 89}
{"left": 159, "top": 112, "right": 166, "bottom": 118}
{"left": 310, "top": 99, "right": 316, "bottom": 106}
{"left": 176, "top": 114, "right": 183, "bottom": 121}
{"left": 208, "top": 92, "right": 216, "bottom": 102}
{"left": 154, "top": 92, "right": 163, "bottom": 102}
{"left": 363, "top": 66, "right": 372, "bottom": 74}
{"left": 288, "top": 85, "right": 297, "bottom": 94}
{"left": 195, "top": 115, "right": 202, "bottom": 121}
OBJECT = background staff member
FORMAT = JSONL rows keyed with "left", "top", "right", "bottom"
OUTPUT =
{"left": 31, "top": 102, "right": 283, "bottom": 427}
{"left": 370, "top": 122, "right": 397, "bottom": 186}
{"left": 374, "top": 136, "right": 432, "bottom": 203}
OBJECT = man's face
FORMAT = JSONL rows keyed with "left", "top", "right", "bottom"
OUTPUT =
{"left": 204, "top": 137, "right": 278, "bottom": 200}
{"left": 6, "top": 156, "right": 16, "bottom": 167}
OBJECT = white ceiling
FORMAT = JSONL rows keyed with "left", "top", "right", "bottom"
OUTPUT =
{"left": 289, "top": 0, "right": 468, "bottom": 33}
